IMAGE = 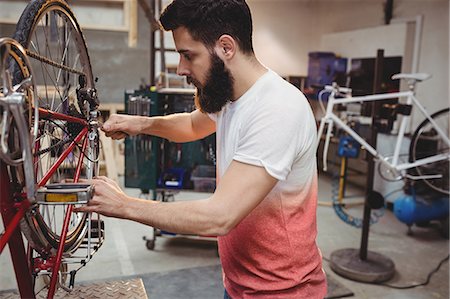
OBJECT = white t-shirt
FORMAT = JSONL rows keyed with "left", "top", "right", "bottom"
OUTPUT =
{"left": 210, "top": 69, "right": 317, "bottom": 185}
{"left": 209, "top": 69, "right": 326, "bottom": 298}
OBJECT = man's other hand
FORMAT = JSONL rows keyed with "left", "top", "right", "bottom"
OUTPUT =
{"left": 73, "top": 176, "right": 130, "bottom": 218}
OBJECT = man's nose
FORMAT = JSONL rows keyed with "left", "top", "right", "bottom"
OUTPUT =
{"left": 177, "top": 59, "right": 190, "bottom": 77}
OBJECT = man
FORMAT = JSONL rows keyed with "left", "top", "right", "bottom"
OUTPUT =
{"left": 76, "top": 0, "right": 327, "bottom": 297}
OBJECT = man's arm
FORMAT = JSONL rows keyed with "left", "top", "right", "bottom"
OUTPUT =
{"left": 75, "top": 160, "right": 277, "bottom": 236}
{"left": 103, "top": 109, "right": 215, "bottom": 142}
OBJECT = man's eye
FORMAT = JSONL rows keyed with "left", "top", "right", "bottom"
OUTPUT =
{"left": 183, "top": 54, "right": 191, "bottom": 61}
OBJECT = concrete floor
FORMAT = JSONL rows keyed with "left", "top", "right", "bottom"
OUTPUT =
{"left": 1, "top": 174, "right": 448, "bottom": 298}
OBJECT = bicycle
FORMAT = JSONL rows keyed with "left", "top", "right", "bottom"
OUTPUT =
{"left": 1, "top": 1, "right": 104, "bottom": 297}
{"left": 317, "top": 73, "right": 450, "bottom": 195}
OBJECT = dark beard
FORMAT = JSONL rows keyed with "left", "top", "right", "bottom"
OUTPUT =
{"left": 192, "top": 53, "right": 234, "bottom": 114}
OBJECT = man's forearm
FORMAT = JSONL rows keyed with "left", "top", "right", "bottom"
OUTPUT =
{"left": 139, "top": 113, "right": 196, "bottom": 142}
{"left": 123, "top": 196, "right": 230, "bottom": 236}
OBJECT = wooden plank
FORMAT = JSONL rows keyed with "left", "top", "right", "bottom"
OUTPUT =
{"left": 0, "top": 0, "right": 133, "bottom": 35}
{"left": 127, "top": 0, "right": 138, "bottom": 48}
{"left": 99, "top": 130, "right": 119, "bottom": 182}
{"left": 98, "top": 103, "right": 125, "bottom": 115}
{"left": 98, "top": 103, "right": 125, "bottom": 176}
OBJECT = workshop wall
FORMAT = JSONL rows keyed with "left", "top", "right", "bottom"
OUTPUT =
{"left": 248, "top": 0, "right": 387, "bottom": 76}
{"left": 392, "top": 0, "right": 449, "bottom": 120}
{"left": 0, "top": 0, "right": 447, "bottom": 109}
{"left": 81, "top": 6, "right": 152, "bottom": 104}
{"left": 0, "top": 3, "right": 151, "bottom": 104}
{"left": 248, "top": 0, "right": 448, "bottom": 121}
{"left": 315, "top": 0, "right": 449, "bottom": 127}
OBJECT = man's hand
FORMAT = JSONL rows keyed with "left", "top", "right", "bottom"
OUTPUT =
{"left": 102, "top": 114, "right": 142, "bottom": 139}
{"left": 73, "top": 176, "right": 130, "bottom": 218}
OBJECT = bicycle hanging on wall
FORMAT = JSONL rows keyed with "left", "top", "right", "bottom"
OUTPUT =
{"left": 1, "top": 1, "right": 104, "bottom": 298}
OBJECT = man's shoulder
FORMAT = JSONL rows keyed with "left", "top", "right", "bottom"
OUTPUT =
{"left": 260, "top": 71, "right": 307, "bottom": 100}
{"left": 257, "top": 81, "right": 309, "bottom": 114}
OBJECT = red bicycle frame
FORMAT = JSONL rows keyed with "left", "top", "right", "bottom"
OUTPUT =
{"left": 0, "top": 107, "right": 91, "bottom": 299}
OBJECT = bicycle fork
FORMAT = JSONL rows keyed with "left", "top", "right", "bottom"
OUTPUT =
{"left": 0, "top": 87, "right": 36, "bottom": 201}
{"left": 317, "top": 117, "right": 334, "bottom": 172}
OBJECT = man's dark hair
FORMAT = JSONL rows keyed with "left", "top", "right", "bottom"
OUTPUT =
{"left": 160, "top": 0, "right": 254, "bottom": 54}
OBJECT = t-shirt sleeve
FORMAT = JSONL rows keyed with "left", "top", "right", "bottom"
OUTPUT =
{"left": 207, "top": 112, "right": 217, "bottom": 122}
{"left": 233, "top": 97, "right": 310, "bottom": 181}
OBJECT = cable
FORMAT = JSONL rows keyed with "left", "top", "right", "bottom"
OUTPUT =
{"left": 329, "top": 154, "right": 384, "bottom": 228}
{"left": 323, "top": 254, "right": 449, "bottom": 290}
{"left": 381, "top": 254, "right": 449, "bottom": 289}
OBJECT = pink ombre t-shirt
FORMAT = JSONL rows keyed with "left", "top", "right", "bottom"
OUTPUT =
{"left": 210, "top": 70, "right": 327, "bottom": 298}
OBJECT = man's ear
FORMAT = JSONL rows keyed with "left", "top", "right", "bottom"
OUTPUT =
{"left": 216, "top": 34, "right": 236, "bottom": 59}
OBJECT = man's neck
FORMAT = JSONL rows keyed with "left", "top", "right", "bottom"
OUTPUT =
{"left": 230, "top": 55, "right": 267, "bottom": 101}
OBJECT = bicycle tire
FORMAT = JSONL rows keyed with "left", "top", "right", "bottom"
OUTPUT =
{"left": 11, "top": 0, "right": 99, "bottom": 254}
{"left": 409, "top": 108, "right": 450, "bottom": 195}
{"left": 1, "top": 37, "right": 44, "bottom": 298}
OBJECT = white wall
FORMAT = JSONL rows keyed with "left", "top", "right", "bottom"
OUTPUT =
{"left": 154, "top": 0, "right": 449, "bottom": 119}
{"left": 247, "top": 0, "right": 449, "bottom": 120}
{"left": 247, "top": 0, "right": 387, "bottom": 77}
{"left": 248, "top": 0, "right": 318, "bottom": 76}
{"left": 320, "top": 24, "right": 409, "bottom": 61}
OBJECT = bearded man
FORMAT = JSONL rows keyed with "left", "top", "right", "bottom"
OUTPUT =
{"left": 76, "top": 1, "right": 327, "bottom": 297}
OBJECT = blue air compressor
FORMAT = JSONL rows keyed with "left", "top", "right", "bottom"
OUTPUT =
{"left": 394, "top": 193, "right": 449, "bottom": 236}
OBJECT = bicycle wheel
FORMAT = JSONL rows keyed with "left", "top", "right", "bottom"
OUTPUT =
{"left": 11, "top": 0, "right": 99, "bottom": 255}
{"left": 409, "top": 108, "right": 450, "bottom": 195}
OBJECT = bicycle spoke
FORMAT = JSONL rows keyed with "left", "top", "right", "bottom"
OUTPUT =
{"left": 52, "top": 19, "right": 72, "bottom": 110}
{"left": 410, "top": 108, "right": 449, "bottom": 195}
{"left": 52, "top": 206, "right": 56, "bottom": 233}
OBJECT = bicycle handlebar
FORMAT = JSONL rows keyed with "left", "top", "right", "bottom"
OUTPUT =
{"left": 317, "top": 83, "right": 353, "bottom": 171}
{"left": 323, "top": 83, "right": 352, "bottom": 95}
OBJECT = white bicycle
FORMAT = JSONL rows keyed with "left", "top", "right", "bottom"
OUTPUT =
{"left": 317, "top": 73, "right": 450, "bottom": 195}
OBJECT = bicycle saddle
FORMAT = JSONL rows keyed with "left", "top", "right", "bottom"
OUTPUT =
{"left": 392, "top": 73, "right": 431, "bottom": 81}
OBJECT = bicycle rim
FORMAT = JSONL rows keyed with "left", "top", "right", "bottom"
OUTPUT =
{"left": 12, "top": 0, "right": 98, "bottom": 254}
{"left": 409, "top": 108, "right": 450, "bottom": 195}
{"left": 1, "top": 39, "right": 48, "bottom": 298}
{"left": 0, "top": 38, "right": 36, "bottom": 166}
{"left": 0, "top": 38, "right": 38, "bottom": 226}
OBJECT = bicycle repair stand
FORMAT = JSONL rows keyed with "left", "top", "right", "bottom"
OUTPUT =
{"left": 0, "top": 161, "right": 35, "bottom": 298}
{"left": 329, "top": 50, "right": 396, "bottom": 283}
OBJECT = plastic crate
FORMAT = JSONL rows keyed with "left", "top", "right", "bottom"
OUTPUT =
{"left": 305, "top": 52, "right": 347, "bottom": 99}
{"left": 191, "top": 165, "right": 216, "bottom": 192}
{"left": 157, "top": 168, "right": 185, "bottom": 189}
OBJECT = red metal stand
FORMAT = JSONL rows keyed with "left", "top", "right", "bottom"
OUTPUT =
{"left": 0, "top": 161, "right": 35, "bottom": 298}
